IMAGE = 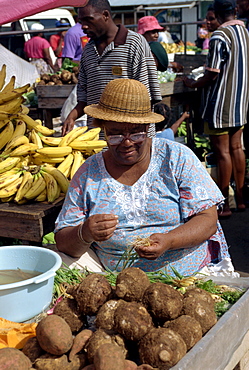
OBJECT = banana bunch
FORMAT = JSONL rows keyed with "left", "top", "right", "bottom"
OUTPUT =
{"left": 160, "top": 42, "right": 184, "bottom": 54}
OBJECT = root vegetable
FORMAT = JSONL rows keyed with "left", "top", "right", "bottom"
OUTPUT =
{"left": 139, "top": 327, "right": 187, "bottom": 370}
{"left": 82, "top": 365, "right": 96, "bottom": 370}
{"left": 61, "top": 70, "right": 72, "bottom": 82}
{"left": 33, "top": 353, "right": 68, "bottom": 370}
{"left": 163, "top": 315, "right": 202, "bottom": 350}
{"left": 124, "top": 360, "right": 138, "bottom": 369}
{"left": 22, "top": 337, "right": 44, "bottom": 364}
{"left": 69, "top": 329, "right": 93, "bottom": 361}
{"left": 40, "top": 74, "right": 50, "bottom": 82}
{"left": 36, "top": 314, "right": 73, "bottom": 356}
{"left": 182, "top": 296, "right": 217, "bottom": 334}
{"left": 184, "top": 287, "right": 215, "bottom": 307}
{"left": 0, "top": 347, "right": 31, "bottom": 369}
{"left": 115, "top": 267, "right": 150, "bottom": 302}
{"left": 93, "top": 343, "right": 126, "bottom": 370}
{"left": 85, "top": 329, "right": 127, "bottom": 363}
{"left": 67, "top": 353, "right": 87, "bottom": 370}
{"left": 114, "top": 301, "right": 153, "bottom": 341}
{"left": 68, "top": 273, "right": 112, "bottom": 316}
{"left": 95, "top": 299, "right": 121, "bottom": 330}
{"left": 142, "top": 282, "right": 183, "bottom": 322}
{"left": 137, "top": 365, "right": 155, "bottom": 370}
{"left": 53, "top": 297, "right": 86, "bottom": 334}
{"left": 71, "top": 73, "right": 78, "bottom": 84}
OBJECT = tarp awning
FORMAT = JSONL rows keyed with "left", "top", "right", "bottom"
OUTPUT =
{"left": 0, "top": 0, "right": 88, "bottom": 26}
{"left": 110, "top": 0, "right": 197, "bottom": 7}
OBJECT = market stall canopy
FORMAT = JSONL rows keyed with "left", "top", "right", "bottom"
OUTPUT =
{"left": 109, "top": 0, "right": 196, "bottom": 7}
{"left": 0, "top": 0, "right": 89, "bottom": 25}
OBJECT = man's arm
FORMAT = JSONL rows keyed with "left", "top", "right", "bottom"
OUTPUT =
{"left": 183, "top": 70, "right": 218, "bottom": 88}
{"left": 62, "top": 101, "right": 87, "bottom": 135}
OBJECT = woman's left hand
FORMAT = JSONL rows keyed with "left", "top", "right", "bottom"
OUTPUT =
{"left": 135, "top": 233, "right": 168, "bottom": 260}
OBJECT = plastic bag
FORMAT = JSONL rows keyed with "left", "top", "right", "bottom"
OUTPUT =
{"left": 60, "top": 85, "right": 87, "bottom": 127}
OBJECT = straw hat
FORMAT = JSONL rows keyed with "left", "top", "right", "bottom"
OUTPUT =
{"left": 84, "top": 79, "right": 164, "bottom": 124}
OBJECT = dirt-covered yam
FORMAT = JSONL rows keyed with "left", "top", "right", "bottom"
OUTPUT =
{"left": 142, "top": 282, "right": 183, "bottom": 322}
{"left": 0, "top": 347, "right": 31, "bottom": 370}
{"left": 115, "top": 267, "right": 151, "bottom": 302}
{"left": 85, "top": 329, "right": 127, "bottom": 363}
{"left": 95, "top": 299, "right": 121, "bottom": 330}
{"left": 114, "top": 300, "right": 153, "bottom": 341}
{"left": 184, "top": 287, "right": 215, "bottom": 307}
{"left": 182, "top": 296, "right": 217, "bottom": 334}
{"left": 68, "top": 273, "right": 112, "bottom": 316}
{"left": 69, "top": 329, "right": 93, "bottom": 361}
{"left": 163, "top": 315, "right": 202, "bottom": 350}
{"left": 36, "top": 314, "right": 73, "bottom": 355}
{"left": 34, "top": 354, "right": 68, "bottom": 370}
{"left": 93, "top": 343, "right": 126, "bottom": 370}
{"left": 139, "top": 327, "right": 187, "bottom": 370}
{"left": 53, "top": 297, "right": 86, "bottom": 333}
{"left": 22, "top": 337, "right": 44, "bottom": 364}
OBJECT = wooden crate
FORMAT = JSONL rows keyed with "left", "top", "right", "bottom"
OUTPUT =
{"left": 36, "top": 85, "right": 76, "bottom": 109}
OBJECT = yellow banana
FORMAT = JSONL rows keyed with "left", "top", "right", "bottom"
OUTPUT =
{"left": 0, "top": 111, "right": 13, "bottom": 121}
{"left": 4, "top": 135, "right": 29, "bottom": 152}
{"left": 20, "top": 105, "right": 29, "bottom": 115}
{"left": 31, "top": 154, "right": 65, "bottom": 165}
{"left": 0, "top": 176, "right": 22, "bottom": 198}
{"left": 0, "top": 76, "right": 15, "bottom": 94}
{"left": 0, "top": 171, "right": 22, "bottom": 190}
{"left": 0, "top": 121, "right": 14, "bottom": 150}
{"left": 69, "top": 140, "right": 107, "bottom": 151}
{"left": 9, "top": 143, "right": 38, "bottom": 157}
{"left": 36, "top": 146, "right": 72, "bottom": 158}
{"left": 34, "top": 188, "right": 47, "bottom": 202}
{"left": 24, "top": 173, "right": 46, "bottom": 200}
{"left": 0, "top": 96, "right": 24, "bottom": 114}
{"left": 34, "top": 124, "right": 55, "bottom": 136}
{"left": 40, "top": 135, "right": 62, "bottom": 146}
{"left": 30, "top": 129, "right": 43, "bottom": 149}
{"left": 59, "top": 126, "right": 88, "bottom": 147}
{"left": 14, "top": 170, "right": 34, "bottom": 203}
{"left": 0, "top": 157, "right": 21, "bottom": 174}
{"left": 42, "top": 164, "right": 69, "bottom": 194}
{"left": 70, "top": 151, "right": 84, "bottom": 179}
{"left": 0, "top": 83, "right": 30, "bottom": 105}
{"left": 0, "top": 195, "right": 15, "bottom": 203}
{"left": 76, "top": 127, "right": 101, "bottom": 142}
{"left": 41, "top": 170, "right": 59, "bottom": 203}
{"left": 11, "top": 120, "right": 26, "bottom": 140}
{"left": 0, "top": 167, "right": 19, "bottom": 179}
{"left": 54, "top": 183, "right": 61, "bottom": 200}
{"left": 0, "top": 64, "right": 7, "bottom": 91}
{"left": 0, "top": 120, "right": 9, "bottom": 130}
{"left": 16, "top": 114, "right": 39, "bottom": 131}
{"left": 57, "top": 153, "right": 74, "bottom": 176}
{"left": 16, "top": 156, "right": 31, "bottom": 168}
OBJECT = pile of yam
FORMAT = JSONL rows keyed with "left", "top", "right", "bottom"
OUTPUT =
{"left": 37, "top": 67, "right": 79, "bottom": 86}
{"left": 0, "top": 267, "right": 219, "bottom": 369}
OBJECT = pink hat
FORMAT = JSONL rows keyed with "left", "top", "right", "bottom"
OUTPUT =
{"left": 137, "top": 16, "right": 164, "bottom": 35}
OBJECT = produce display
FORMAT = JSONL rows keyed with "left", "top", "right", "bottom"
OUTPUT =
{"left": 0, "top": 64, "right": 107, "bottom": 204}
{"left": 160, "top": 41, "right": 202, "bottom": 54}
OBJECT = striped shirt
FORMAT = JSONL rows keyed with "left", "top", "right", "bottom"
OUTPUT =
{"left": 77, "top": 24, "right": 162, "bottom": 137}
{"left": 203, "top": 20, "right": 249, "bottom": 129}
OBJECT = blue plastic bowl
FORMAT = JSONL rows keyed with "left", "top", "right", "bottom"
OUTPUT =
{"left": 0, "top": 245, "right": 62, "bottom": 322}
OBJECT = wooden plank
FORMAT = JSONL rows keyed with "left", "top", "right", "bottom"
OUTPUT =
{"left": 38, "top": 97, "right": 70, "bottom": 109}
{"left": 36, "top": 85, "right": 75, "bottom": 98}
{"left": 160, "top": 81, "right": 196, "bottom": 96}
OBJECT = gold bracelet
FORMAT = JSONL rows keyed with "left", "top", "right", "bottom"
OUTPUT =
{"left": 77, "top": 223, "right": 93, "bottom": 245}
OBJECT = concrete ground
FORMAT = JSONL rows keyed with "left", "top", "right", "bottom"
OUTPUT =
{"left": 220, "top": 207, "right": 249, "bottom": 275}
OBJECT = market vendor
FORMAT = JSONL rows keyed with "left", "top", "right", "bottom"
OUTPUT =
{"left": 54, "top": 78, "right": 231, "bottom": 276}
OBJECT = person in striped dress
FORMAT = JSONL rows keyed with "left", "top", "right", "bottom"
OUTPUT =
{"left": 183, "top": 0, "right": 249, "bottom": 218}
{"left": 61, "top": 0, "right": 161, "bottom": 138}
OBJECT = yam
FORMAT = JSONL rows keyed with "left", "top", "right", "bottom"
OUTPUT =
{"left": 137, "top": 365, "right": 155, "bottom": 370}
{"left": 53, "top": 297, "right": 86, "bottom": 334}
{"left": 163, "top": 315, "right": 202, "bottom": 350}
{"left": 82, "top": 365, "right": 96, "bottom": 370}
{"left": 60, "top": 70, "right": 72, "bottom": 82}
{"left": 95, "top": 299, "right": 121, "bottom": 330}
{"left": 33, "top": 353, "right": 68, "bottom": 370}
{"left": 124, "top": 360, "right": 138, "bottom": 369}
{"left": 93, "top": 343, "right": 125, "bottom": 370}
{"left": 115, "top": 267, "right": 150, "bottom": 302}
{"left": 114, "top": 301, "right": 153, "bottom": 341}
{"left": 142, "top": 282, "right": 183, "bottom": 322}
{"left": 36, "top": 314, "right": 73, "bottom": 356}
{"left": 139, "top": 327, "right": 187, "bottom": 370}
{"left": 69, "top": 329, "right": 93, "bottom": 361}
{"left": 22, "top": 337, "right": 44, "bottom": 364}
{"left": 85, "top": 329, "right": 127, "bottom": 363}
{"left": 67, "top": 353, "right": 87, "bottom": 370}
{"left": 68, "top": 273, "right": 112, "bottom": 316}
{"left": 184, "top": 287, "right": 215, "bottom": 307}
{"left": 0, "top": 347, "right": 31, "bottom": 369}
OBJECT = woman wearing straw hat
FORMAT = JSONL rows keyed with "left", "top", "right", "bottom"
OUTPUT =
{"left": 55, "top": 79, "right": 232, "bottom": 276}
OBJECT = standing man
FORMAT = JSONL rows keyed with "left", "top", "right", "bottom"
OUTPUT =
{"left": 184, "top": 0, "right": 249, "bottom": 217}
{"left": 50, "top": 19, "right": 70, "bottom": 69}
{"left": 62, "top": 0, "right": 161, "bottom": 136}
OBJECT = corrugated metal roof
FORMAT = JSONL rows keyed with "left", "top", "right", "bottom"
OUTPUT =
{"left": 109, "top": 0, "right": 197, "bottom": 7}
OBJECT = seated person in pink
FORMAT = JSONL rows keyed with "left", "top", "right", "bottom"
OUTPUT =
{"left": 24, "top": 23, "right": 56, "bottom": 74}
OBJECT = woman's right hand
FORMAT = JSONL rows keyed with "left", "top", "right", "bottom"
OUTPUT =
{"left": 82, "top": 214, "right": 119, "bottom": 242}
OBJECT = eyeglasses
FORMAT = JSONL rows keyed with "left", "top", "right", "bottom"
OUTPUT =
{"left": 105, "top": 131, "right": 147, "bottom": 146}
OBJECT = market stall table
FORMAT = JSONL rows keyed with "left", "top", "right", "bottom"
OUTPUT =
{"left": 0, "top": 196, "right": 64, "bottom": 246}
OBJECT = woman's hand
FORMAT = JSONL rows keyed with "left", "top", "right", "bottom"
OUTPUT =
{"left": 82, "top": 214, "right": 119, "bottom": 242}
{"left": 135, "top": 233, "right": 168, "bottom": 260}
